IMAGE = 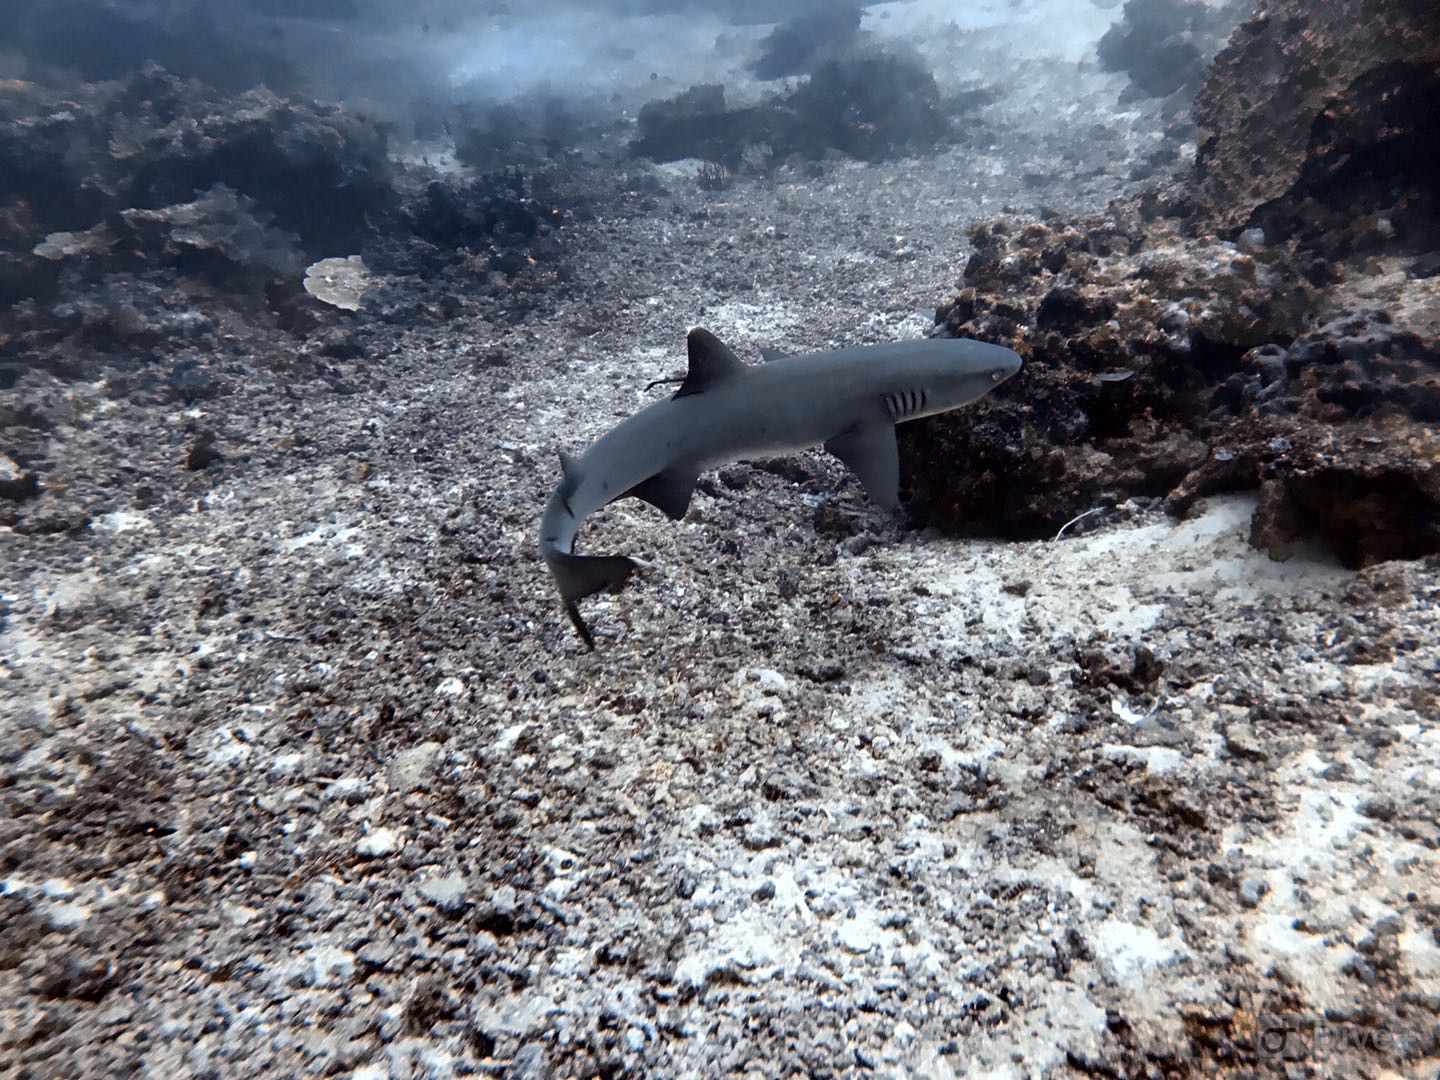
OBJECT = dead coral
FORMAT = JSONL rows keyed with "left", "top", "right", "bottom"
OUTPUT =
{"left": 303, "top": 255, "right": 374, "bottom": 311}
{"left": 119, "top": 184, "right": 304, "bottom": 279}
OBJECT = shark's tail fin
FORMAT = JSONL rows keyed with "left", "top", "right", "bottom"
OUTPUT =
{"left": 547, "top": 551, "right": 638, "bottom": 649}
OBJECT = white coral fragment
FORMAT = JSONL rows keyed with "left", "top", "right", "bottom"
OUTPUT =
{"left": 303, "top": 255, "right": 373, "bottom": 311}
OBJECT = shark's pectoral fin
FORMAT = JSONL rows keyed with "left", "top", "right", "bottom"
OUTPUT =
{"left": 622, "top": 467, "right": 698, "bottom": 521}
{"left": 824, "top": 422, "right": 900, "bottom": 512}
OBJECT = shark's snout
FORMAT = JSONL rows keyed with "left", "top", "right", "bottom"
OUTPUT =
{"left": 994, "top": 350, "right": 1023, "bottom": 382}
{"left": 948, "top": 337, "right": 1022, "bottom": 386}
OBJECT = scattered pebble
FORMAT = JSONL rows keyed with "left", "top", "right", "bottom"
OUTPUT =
{"left": 355, "top": 828, "right": 400, "bottom": 858}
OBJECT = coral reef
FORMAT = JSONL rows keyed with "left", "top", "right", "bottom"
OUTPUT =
{"left": 0, "top": 66, "right": 393, "bottom": 261}
{"left": 903, "top": 208, "right": 1439, "bottom": 566}
{"left": 3, "top": 3, "right": 1439, "bottom": 1075}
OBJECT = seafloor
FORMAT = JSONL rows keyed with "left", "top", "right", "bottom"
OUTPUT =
{"left": 3, "top": 6, "right": 1439, "bottom": 1079}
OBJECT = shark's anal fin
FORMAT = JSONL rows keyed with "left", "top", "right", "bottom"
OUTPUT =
{"left": 675, "top": 328, "right": 749, "bottom": 398}
{"left": 622, "top": 468, "right": 697, "bottom": 521}
{"left": 824, "top": 422, "right": 900, "bottom": 512}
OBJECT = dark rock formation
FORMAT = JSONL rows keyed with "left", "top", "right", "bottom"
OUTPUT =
{"left": 0, "top": 71, "right": 388, "bottom": 405}
{"left": 901, "top": 210, "right": 1318, "bottom": 540}
{"left": 0, "top": 66, "right": 592, "bottom": 393}
{"left": 451, "top": 98, "right": 597, "bottom": 173}
{"left": 0, "top": 67, "right": 393, "bottom": 261}
{"left": 1097, "top": 0, "right": 1246, "bottom": 102}
{"left": 750, "top": 5, "right": 864, "bottom": 81}
{"left": 904, "top": 209, "right": 1439, "bottom": 566}
{"left": 788, "top": 54, "right": 952, "bottom": 162}
{"left": 632, "top": 50, "right": 959, "bottom": 167}
{"left": 1191, "top": 0, "right": 1440, "bottom": 255}
{"left": 903, "top": 0, "right": 1440, "bottom": 569}
{"left": 631, "top": 85, "right": 766, "bottom": 169}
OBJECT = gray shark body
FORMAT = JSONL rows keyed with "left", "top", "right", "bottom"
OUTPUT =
{"left": 540, "top": 327, "right": 1022, "bottom": 647}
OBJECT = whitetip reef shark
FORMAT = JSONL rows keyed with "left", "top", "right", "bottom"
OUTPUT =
{"left": 540, "top": 327, "right": 1022, "bottom": 648}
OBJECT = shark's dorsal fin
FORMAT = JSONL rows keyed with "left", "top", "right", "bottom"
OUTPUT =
{"left": 676, "top": 328, "right": 748, "bottom": 398}
{"left": 824, "top": 422, "right": 900, "bottom": 512}
{"left": 622, "top": 467, "right": 698, "bottom": 521}
{"left": 758, "top": 346, "right": 788, "bottom": 362}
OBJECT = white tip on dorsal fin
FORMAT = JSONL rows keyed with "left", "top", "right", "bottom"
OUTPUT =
{"left": 676, "top": 328, "right": 748, "bottom": 398}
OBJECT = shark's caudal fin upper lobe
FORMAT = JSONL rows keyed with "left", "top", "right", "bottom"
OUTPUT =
{"left": 547, "top": 551, "right": 638, "bottom": 650}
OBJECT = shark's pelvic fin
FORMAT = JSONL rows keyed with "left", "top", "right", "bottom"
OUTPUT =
{"left": 824, "top": 422, "right": 900, "bottom": 512}
{"left": 676, "top": 328, "right": 749, "bottom": 398}
{"left": 758, "top": 346, "right": 788, "bottom": 363}
{"left": 623, "top": 467, "right": 698, "bottom": 521}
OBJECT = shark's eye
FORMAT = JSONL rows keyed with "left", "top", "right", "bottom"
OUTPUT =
{"left": 991, "top": 369, "right": 1006, "bottom": 382}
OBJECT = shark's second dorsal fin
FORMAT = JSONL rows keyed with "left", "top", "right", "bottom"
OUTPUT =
{"left": 676, "top": 328, "right": 748, "bottom": 398}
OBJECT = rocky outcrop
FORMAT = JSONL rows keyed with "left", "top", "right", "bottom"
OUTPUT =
{"left": 902, "top": 211, "right": 1439, "bottom": 567}
{"left": 0, "top": 66, "right": 393, "bottom": 263}
{"left": 901, "top": 209, "right": 1317, "bottom": 541}
{"left": 631, "top": 51, "right": 962, "bottom": 168}
{"left": 910, "top": 217, "right": 1440, "bottom": 570}
{"left": 1097, "top": 0, "right": 1246, "bottom": 104}
{"left": 1190, "top": 0, "right": 1440, "bottom": 256}
{"left": 0, "top": 68, "right": 591, "bottom": 396}
{"left": 904, "top": 0, "right": 1440, "bottom": 568}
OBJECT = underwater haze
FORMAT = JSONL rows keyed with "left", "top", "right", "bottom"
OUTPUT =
{"left": 3, "top": 0, "right": 1439, "bottom": 1076}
